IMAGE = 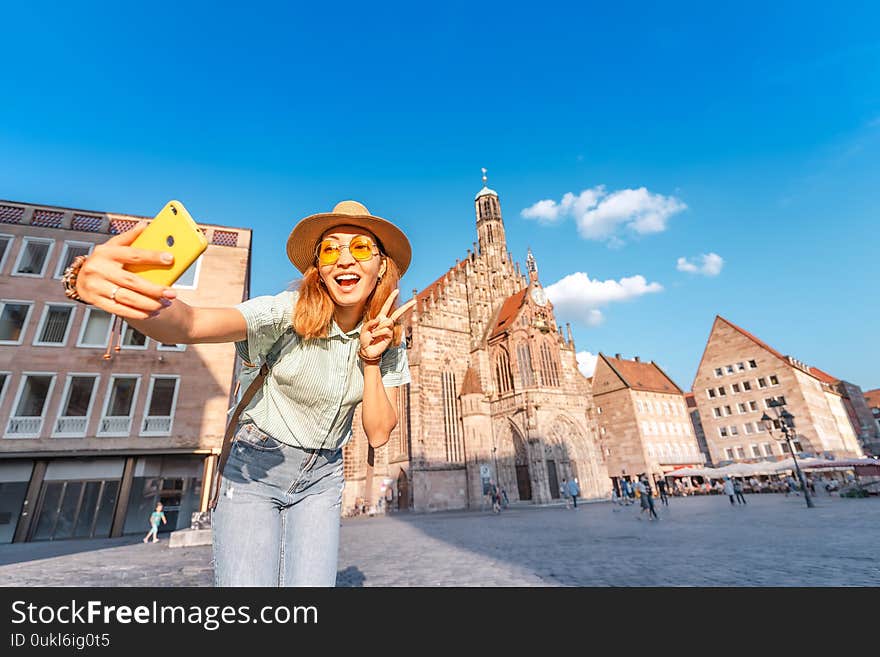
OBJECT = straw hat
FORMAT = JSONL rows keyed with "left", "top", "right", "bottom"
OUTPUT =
{"left": 286, "top": 200, "right": 412, "bottom": 276}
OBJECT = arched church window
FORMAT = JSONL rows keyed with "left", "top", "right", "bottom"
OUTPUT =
{"left": 494, "top": 347, "right": 514, "bottom": 395}
{"left": 517, "top": 343, "right": 534, "bottom": 387}
{"left": 441, "top": 372, "right": 463, "bottom": 463}
{"left": 540, "top": 342, "right": 560, "bottom": 387}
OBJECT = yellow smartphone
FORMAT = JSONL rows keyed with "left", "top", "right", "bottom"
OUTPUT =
{"left": 125, "top": 200, "right": 208, "bottom": 287}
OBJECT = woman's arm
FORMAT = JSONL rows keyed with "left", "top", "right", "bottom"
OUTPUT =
{"left": 361, "top": 368, "right": 398, "bottom": 448}
{"left": 75, "top": 222, "right": 248, "bottom": 344}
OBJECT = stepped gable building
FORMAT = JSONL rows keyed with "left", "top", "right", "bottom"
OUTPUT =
{"left": 692, "top": 316, "right": 863, "bottom": 465}
{"left": 0, "top": 199, "right": 250, "bottom": 543}
{"left": 342, "top": 174, "right": 609, "bottom": 513}
{"left": 865, "top": 389, "right": 880, "bottom": 440}
{"left": 591, "top": 353, "right": 705, "bottom": 493}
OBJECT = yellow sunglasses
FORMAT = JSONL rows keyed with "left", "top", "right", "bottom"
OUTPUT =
{"left": 315, "top": 235, "right": 380, "bottom": 266}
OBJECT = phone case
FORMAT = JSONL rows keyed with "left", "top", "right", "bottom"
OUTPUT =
{"left": 125, "top": 200, "right": 208, "bottom": 287}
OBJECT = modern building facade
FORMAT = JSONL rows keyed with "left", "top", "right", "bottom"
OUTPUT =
{"left": 591, "top": 353, "right": 705, "bottom": 492}
{"left": 340, "top": 178, "right": 609, "bottom": 513}
{"left": 692, "top": 316, "right": 863, "bottom": 465}
{"left": 0, "top": 200, "right": 250, "bottom": 543}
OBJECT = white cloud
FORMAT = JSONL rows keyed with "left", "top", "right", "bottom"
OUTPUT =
{"left": 544, "top": 271, "right": 663, "bottom": 326}
{"left": 521, "top": 185, "right": 686, "bottom": 243}
{"left": 576, "top": 351, "right": 598, "bottom": 378}
{"left": 676, "top": 253, "right": 724, "bottom": 276}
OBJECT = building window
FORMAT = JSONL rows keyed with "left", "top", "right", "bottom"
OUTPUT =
{"left": 642, "top": 421, "right": 650, "bottom": 435}
{"left": 737, "top": 362, "right": 746, "bottom": 371}
{"left": 743, "top": 381, "right": 752, "bottom": 391}
{"left": 636, "top": 400, "right": 644, "bottom": 413}
{"left": 662, "top": 402, "right": 670, "bottom": 415}
{"left": 54, "top": 374, "right": 100, "bottom": 436}
{"left": 157, "top": 343, "right": 186, "bottom": 351}
{"left": 0, "top": 301, "right": 34, "bottom": 344}
{"left": 54, "top": 241, "right": 94, "bottom": 279}
{"left": 749, "top": 400, "right": 759, "bottom": 412}
{"left": 719, "top": 427, "right": 728, "bottom": 438}
{"left": 769, "top": 375, "right": 779, "bottom": 386}
{"left": 540, "top": 342, "right": 560, "bottom": 387}
{"left": 120, "top": 323, "right": 149, "bottom": 349}
{"left": 5, "top": 373, "right": 56, "bottom": 437}
{"left": 707, "top": 389, "right": 716, "bottom": 399}
{"left": 730, "top": 425, "right": 739, "bottom": 436}
{"left": 751, "top": 444, "right": 761, "bottom": 457}
{"left": 12, "top": 237, "right": 54, "bottom": 277}
{"left": 34, "top": 304, "right": 76, "bottom": 346}
{"left": 724, "top": 405, "right": 732, "bottom": 416}
{"left": 98, "top": 376, "right": 140, "bottom": 436}
{"left": 726, "top": 365, "right": 734, "bottom": 375}
{"left": 757, "top": 377, "right": 767, "bottom": 388}
{"left": 517, "top": 343, "right": 534, "bottom": 387}
{"left": 744, "top": 422, "right": 754, "bottom": 434}
{"left": 732, "top": 383, "right": 741, "bottom": 393}
{"left": 651, "top": 421, "right": 658, "bottom": 434}
{"left": 0, "top": 373, "right": 9, "bottom": 408}
{"left": 748, "top": 360, "right": 758, "bottom": 369}
{"left": 724, "top": 448, "right": 734, "bottom": 460}
{"left": 441, "top": 371, "right": 463, "bottom": 463}
{"left": 494, "top": 348, "right": 514, "bottom": 395}
{"left": 717, "top": 387, "right": 726, "bottom": 396}
{"left": 736, "top": 447, "right": 746, "bottom": 459}
{"left": 78, "top": 308, "right": 113, "bottom": 348}
{"left": 141, "top": 376, "right": 180, "bottom": 435}
{"left": 736, "top": 403, "right": 746, "bottom": 414}
{"left": 173, "top": 255, "right": 203, "bottom": 289}
{"left": 714, "top": 367, "right": 723, "bottom": 377}
{"left": 0, "top": 234, "right": 13, "bottom": 272}
{"left": 762, "top": 443, "right": 773, "bottom": 456}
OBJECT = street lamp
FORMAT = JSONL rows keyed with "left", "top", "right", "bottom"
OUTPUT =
{"left": 761, "top": 400, "right": 814, "bottom": 508}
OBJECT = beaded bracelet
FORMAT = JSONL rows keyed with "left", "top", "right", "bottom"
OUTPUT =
{"left": 62, "top": 255, "right": 90, "bottom": 304}
{"left": 358, "top": 348, "right": 382, "bottom": 366}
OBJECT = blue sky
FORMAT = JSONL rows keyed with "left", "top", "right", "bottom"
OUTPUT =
{"left": 2, "top": 1, "right": 878, "bottom": 391}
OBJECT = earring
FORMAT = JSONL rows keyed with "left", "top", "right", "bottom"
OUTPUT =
{"left": 377, "top": 275, "right": 382, "bottom": 283}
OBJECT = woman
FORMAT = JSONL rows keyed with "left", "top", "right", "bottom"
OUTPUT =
{"left": 68, "top": 200, "right": 415, "bottom": 586}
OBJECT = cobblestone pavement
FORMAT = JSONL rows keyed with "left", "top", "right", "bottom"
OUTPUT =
{"left": 1, "top": 494, "right": 878, "bottom": 586}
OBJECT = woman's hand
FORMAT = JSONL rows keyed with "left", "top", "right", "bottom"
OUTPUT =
{"left": 359, "top": 289, "right": 415, "bottom": 361}
{"left": 75, "top": 223, "right": 177, "bottom": 320}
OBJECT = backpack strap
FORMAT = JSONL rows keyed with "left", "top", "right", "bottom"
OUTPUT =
{"left": 208, "top": 327, "right": 295, "bottom": 511}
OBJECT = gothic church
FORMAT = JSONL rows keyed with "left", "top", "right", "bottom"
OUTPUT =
{"left": 343, "top": 176, "right": 609, "bottom": 512}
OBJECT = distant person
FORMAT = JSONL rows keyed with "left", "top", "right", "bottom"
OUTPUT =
{"left": 641, "top": 477, "right": 658, "bottom": 520}
{"left": 723, "top": 477, "right": 736, "bottom": 506}
{"left": 560, "top": 478, "right": 572, "bottom": 509}
{"left": 567, "top": 478, "right": 580, "bottom": 509}
{"left": 143, "top": 503, "right": 167, "bottom": 543}
{"left": 656, "top": 478, "right": 669, "bottom": 506}
{"left": 733, "top": 479, "right": 747, "bottom": 505}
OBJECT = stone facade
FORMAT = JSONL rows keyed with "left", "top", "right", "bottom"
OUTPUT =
{"left": 341, "top": 180, "right": 609, "bottom": 513}
{"left": 692, "top": 316, "right": 863, "bottom": 464}
{"left": 0, "top": 200, "right": 249, "bottom": 542}
{"left": 592, "top": 353, "right": 705, "bottom": 491}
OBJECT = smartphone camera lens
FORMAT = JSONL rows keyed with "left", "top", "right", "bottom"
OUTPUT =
{"left": 166, "top": 235, "right": 175, "bottom": 247}
{"left": 171, "top": 205, "right": 178, "bottom": 215}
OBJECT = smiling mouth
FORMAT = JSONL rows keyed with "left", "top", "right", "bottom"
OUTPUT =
{"left": 334, "top": 273, "right": 361, "bottom": 290}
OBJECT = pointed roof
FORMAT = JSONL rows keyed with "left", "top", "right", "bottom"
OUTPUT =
{"left": 598, "top": 353, "right": 682, "bottom": 394}
{"left": 416, "top": 259, "right": 467, "bottom": 312}
{"left": 460, "top": 366, "right": 484, "bottom": 395}
{"left": 715, "top": 315, "right": 840, "bottom": 384}
{"left": 475, "top": 186, "right": 498, "bottom": 200}
{"left": 489, "top": 287, "right": 529, "bottom": 339}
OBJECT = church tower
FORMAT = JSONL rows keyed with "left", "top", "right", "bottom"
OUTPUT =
{"left": 475, "top": 167, "right": 507, "bottom": 258}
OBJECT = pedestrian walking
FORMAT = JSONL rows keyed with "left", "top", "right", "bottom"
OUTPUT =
{"left": 723, "top": 476, "right": 736, "bottom": 505}
{"left": 560, "top": 478, "right": 572, "bottom": 509}
{"left": 623, "top": 479, "right": 634, "bottom": 505}
{"left": 640, "top": 477, "right": 658, "bottom": 520}
{"left": 656, "top": 478, "right": 669, "bottom": 506}
{"left": 567, "top": 477, "right": 580, "bottom": 509}
{"left": 143, "top": 503, "right": 166, "bottom": 543}
{"left": 73, "top": 200, "right": 414, "bottom": 586}
{"left": 733, "top": 479, "right": 747, "bottom": 505}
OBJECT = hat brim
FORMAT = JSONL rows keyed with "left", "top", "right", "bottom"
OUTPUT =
{"left": 286, "top": 211, "right": 411, "bottom": 276}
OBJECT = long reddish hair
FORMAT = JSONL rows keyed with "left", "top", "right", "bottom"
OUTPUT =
{"left": 292, "top": 255, "right": 403, "bottom": 343}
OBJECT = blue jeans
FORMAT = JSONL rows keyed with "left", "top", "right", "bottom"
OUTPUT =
{"left": 212, "top": 423, "right": 345, "bottom": 587}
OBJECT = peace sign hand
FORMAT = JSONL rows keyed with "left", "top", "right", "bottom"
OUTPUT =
{"left": 359, "top": 289, "right": 416, "bottom": 362}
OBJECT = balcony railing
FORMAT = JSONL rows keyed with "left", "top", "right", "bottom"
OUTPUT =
{"left": 6, "top": 417, "right": 43, "bottom": 436}
{"left": 142, "top": 416, "right": 172, "bottom": 434}
{"left": 55, "top": 417, "right": 88, "bottom": 435}
{"left": 99, "top": 416, "right": 131, "bottom": 434}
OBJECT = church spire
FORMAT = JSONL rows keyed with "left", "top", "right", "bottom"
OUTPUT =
{"left": 526, "top": 247, "right": 539, "bottom": 282}
{"left": 474, "top": 167, "right": 506, "bottom": 254}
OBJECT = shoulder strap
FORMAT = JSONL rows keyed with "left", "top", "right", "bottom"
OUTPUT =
{"left": 208, "top": 327, "right": 295, "bottom": 511}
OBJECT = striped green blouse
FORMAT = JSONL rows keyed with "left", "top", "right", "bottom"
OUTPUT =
{"left": 234, "top": 290, "right": 410, "bottom": 450}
